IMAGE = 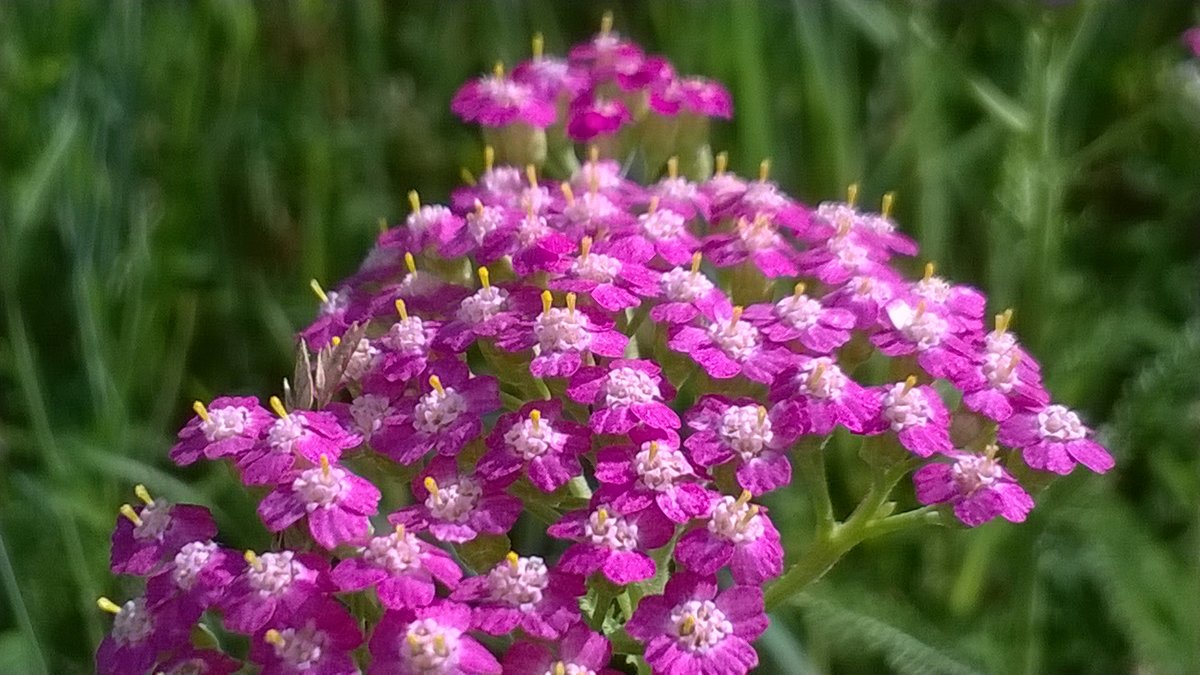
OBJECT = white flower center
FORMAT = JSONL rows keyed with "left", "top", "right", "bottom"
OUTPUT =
{"left": 796, "top": 357, "right": 847, "bottom": 400}
{"left": 271, "top": 621, "right": 329, "bottom": 670}
{"left": 112, "top": 598, "right": 154, "bottom": 646}
{"left": 480, "top": 167, "right": 523, "bottom": 195}
{"left": 830, "top": 236, "right": 870, "bottom": 269}
{"left": 407, "top": 205, "right": 453, "bottom": 238}
{"left": 741, "top": 183, "right": 788, "bottom": 213}
{"left": 706, "top": 319, "right": 760, "bottom": 362}
{"left": 655, "top": 178, "right": 698, "bottom": 203}
{"left": 576, "top": 161, "right": 621, "bottom": 192}
{"left": 774, "top": 294, "right": 823, "bottom": 330}
{"left": 318, "top": 290, "right": 349, "bottom": 317}
{"left": 640, "top": 210, "right": 688, "bottom": 240}
{"left": 1037, "top": 405, "right": 1086, "bottom": 441}
{"left": 171, "top": 540, "right": 218, "bottom": 591}
{"left": 564, "top": 192, "right": 618, "bottom": 227}
{"left": 457, "top": 287, "right": 509, "bottom": 326}
{"left": 981, "top": 351, "right": 1021, "bottom": 393}
{"left": 487, "top": 555, "right": 549, "bottom": 610}
{"left": 660, "top": 267, "right": 714, "bottom": 303}
{"left": 634, "top": 442, "right": 694, "bottom": 492}
{"left": 467, "top": 205, "right": 507, "bottom": 244}
{"left": 247, "top": 551, "right": 306, "bottom": 598}
{"left": 132, "top": 501, "right": 172, "bottom": 541}
{"left": 267, "top": 415, "right": 308, "bottom": 455}
{"left": 571, "top": 253, "right": 623, "bottom": 283}
{"left": 520, "top": 186, "right": 553, "bottom": 214}
{"left": 737, "top": 219, "right": 777, "bottom": 251}
{"left": 349, "top": 394, "right": 392, "bottom": 439}
{"left": 542, "top": 665, "right": 596, "bottom": 675}
{"left": 534, "top": 308, "right": 593, "bottom": 353}
{"left": 718, "top": 405, "right": 773, "bottom": 461}
{"left": 815, "top": 202, "right": 856, "bottom": 233}
{"left": 517, "top": 214, "right": 552, "bottom": 246}
{"left": 344, "top": 338, "right": 380, "bottom": 382}
{"left": 403, "top": 618, "right": 462, "bottom": 674}
{"left": 604, "top": 367, "right": 660, "bottom": 407}
{"left": 890, "top": 303, "right": 947, "bottom": 351}
{"left": 985, "top": 330, "right": 1017, "bottom": 357}
{"left": 425, "top": 478, "right": 481, "bottom": 523}
{"left": 670, "top": 599, "right": 733, "bottom": 653}
{"left": 503, "top": 417, "right": 566, "bottom": 461}
{"left": 292, "top": 466, "right": 347, "bottom": 510}
{"left": 585, "top": 510, "right": 639, "bottom": 552}
{"left": 383, "top": 317, "right": 429, "bottom": 355}
{"left": 481, "top": 76, "right": 532, "bottom": 106}
{"left": 707, "top": 495, "right": 765, "bottom": 544}
{"left": 200, "top": 406, "right": 251, "bottom": 442}
{"left": 413, "top": 388, "right": 467, "bottom": 434}
{"left": 951, "top": 455, "right": 1002, "bottom": 496}
{"left": 882, "top": 383, "right": 934, "bottom": 432}
{"left": 914, "top": 277, "right": 951, "bottom": 304}
{"left": 362, "top": 530, "right": 423, "bottom": 575}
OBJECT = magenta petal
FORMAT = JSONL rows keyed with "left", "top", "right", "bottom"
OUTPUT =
{"left": 602, "top": 550, "right": 656, "bottom": 585}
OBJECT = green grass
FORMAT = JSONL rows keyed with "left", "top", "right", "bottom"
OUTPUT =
{"left": 1, "top": 1, "right": 1199, "bottom": 672}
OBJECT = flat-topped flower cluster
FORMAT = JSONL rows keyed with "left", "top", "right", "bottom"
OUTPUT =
{"left": 95, "top": 18, "right": 1112, "bottom": 675}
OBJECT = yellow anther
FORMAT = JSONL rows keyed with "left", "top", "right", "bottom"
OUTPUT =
{"left": 395, "top": 523, "right": 406, "bottom": 537}
{"left": 97, "top": 597, "right": 123, "bottom": 615}
{"left": 588, "top": 168, "right": 599, "bottom": 195}
{"left": 1001, "top": 352, "right": 1021, "bottom": 377}
{"left": 680, "top": 614, "right": 697, "bottom": 635}
{"left": 793, "top": 282, "right": 807, "bottom": 297}
{"left": 378, "top": 216, "right": 389, "bottom": 234}
{"left": 648, "top": 441, "right": 660, "bottom": 461}
{"left": 846, "top": 183, "right": 859, "bottom": 207}
{"left": 995, "top": 308, "right": 1013, "bottom": 334}
{"left": 405, "top": 252, "right": 417, "bottom": 275}
{"left": 309, "top": 278, "right": 329, "bottom": 304}
{"left": 244, "top": 550, "right": 263, "bottom": 570}
{"left": 192, "top": 400, "right": 210, "bottom": 423}
{"left": 915, "top": 299, "right": 927, "bottom": 317}
{"left": 526, "top": 164, "right": 538, "bottom": 188}
{"left": 600, "top": 10, "right": 613, "bottom": 34}
{"left": 902, "top": 375, "right": 918, "bottom": 395}
{"left": 395, "top": 298, "right": 409, "bottom": 321}
{"left": 119, "top": 504, "right": 143, "bottom": 527}
{"left": 473, "top": 199, "right": 485, "bottom": 216}
{"left": 493, "top": 61, "right": 505, "bottom": 78}
{"left": 460, "top": 168, "right": 477, "bottom": 186}
{"left": 806, "top": 363, "right": 827, "bottom": 391}
{"left": 757, "top": 405, "right": 767, "bottom": 425}
{"left": 667, "top": 156, "right": 679, "bottom": 179}
{"left": 588, "top": 145, "right": 600, "bottom": 163}
{"left": 690, "top": 252, "right": 703, "bottom": 275}
{"left": 743, "top": 504, "right": 761, "bottom": 525}
{"left": 566, "top": 292, "right": 577, "bottom": 315}
{"left": 506, "top": 551, "right": 520, "bottom": 568}
{"left": 647, "top": 196, "right": 660, "bottom": 214}
{"left": 484, "top": 145, "right": 495, "bottom": 172}
{"left": 319, "top": 454, "right": 332, "bottom": 476}
{"left": 407, "top": 633, "right": 421, "bottom": 651}
{"left": 434, "top": 634, "right": 447, "bottom": 654}
{"left": 881, "top": 191, "right": 895, "bottom": 219}
{"left": 530, "top": 408, "right": 541, "bottom": 430}
{"left": 714, "top": 151, "right": 728, "bottom": 175}
{"left": 264, "top": 629, "right": 285, "bottom": 647}
{"left": 134, "top": 484, "right": 153, "bottom": 506}
{"left": 424, "top": 476, "right": 439, "bottom": 495}
{"left": 553, "top": 662, "right": 567, "bottom": 675}
{"left": 596, "top": 508, "right": 608, "bottom": 526}
{"left": 560, "top": 181, "right": 575, "bottom": 205}
{"left": 429, "top": 375, "right": 445, "bottom": 395}
{"left": 269, "top": 395, "right": 288, "bottom": 419}
{"left": 923, "top": 261, "right": 935, "bottom": 282}
{"left": 331, "top": 335, "right": 342, "bottom": 347}
{"left": 478, "top": 266, "right": 491, "bottom": 289}
{"left": 541, "top": 290, "right": 553, "bottom": 314}
{"left": 580, "top": 236, "right": 593, "bottom": 258}
{"left": 408, "top": 190, "right": 421, "bottom": 213}
{"left": 735, "top": 489, "right": 753, "bottom": 508}
{"left": 985, "top": 444, "right": 999, "bottom": 460}
{"left": 726, "top": 306, "right": 744, "bottom": 334}
{"left": 532, "top": 32, "right": 544, "bottom": 59}
{"left": 758, "top": 159, "right": 770, "bottom": 182}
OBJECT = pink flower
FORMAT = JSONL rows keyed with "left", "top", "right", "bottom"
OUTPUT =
{"left": 566, "top": 95, "right": 632, "bottom": 141}
{"left": 741, "top": 284, "right": 856, "bottom": 355}
{"left": 367, "top": 300, "right": 443, "bottom": 385}
{"left": 250, "top": 597, "right": 363, "bottom": 675}
{"left": 569, "top": 30, "right": 645, "bottom": 82}
{"left": 145, "top": 540, "right": 240, "bottom": 616}
{"left": 170, "top": 397, "right": 273, "bottom": 466}
{"left": 331, "top": 525, "right": 463, "bottom": 611}
{"left": 219, "top": 550, "right": 334, "bottom": 635}
{"left": 871, "top": 298, "right": 978, "bottom": 380}
{"left": 626, "top": 572, "right": 767, "bottom": 675}
{"left": 650, "top": 77, "right": 734, "bottom": 119}
{"left": 368, "top": 602, "right": 501, "bottom": 674}
{"left": 951, "top": 316, "right": 1051, "bottom": 422}
{"left": 770, "top": 356, "right": 880, "bottom": 435}
{"left": 675, "top": 491, "right": 784, "bottom": 584}
{"left": 237, "top": 397, "right": 360, "bottom": 486}
{"left": 650, "top": 258, "right": 732, "bottom": 325}
{"left": 479, "top": 400, "right": 590, "bottom": 493}
{"left": 683, "top": 396, "right": 799, "bottom": 496}
{"left": 389, "top": 457, "right": 522, "bottom": 544}
{"left": 435, "top": 278, "right": 541, "bottom": 354}
{"left": 96, "top": 596, "right": 193, "bottom": 675}
{"left": 257, "top": 456, "right": 381, "bottom": 550}
{"left": 109, "top": 486, "right": 217, "bottom": 577}
{"left": 548, "top": 500, "right": 675, "bottom": 586}
{"left": 497, "top": 290, "right": 629, "bottom": 379}
{"left": 512, "top": 55, "right": 589, "bottom": 100}
{"left": 811, "top": 201, "right": 917, "bottom": 258}
{"left": 502, "top": 624, "right": 622, "bottom": 675}
{"left": 621, "top": 205, "right": 704, "bottom": 267}
{"left": 450, "top": 552, "right": 584, "bottom": 639}
{"left": 476, "top": 212, "right": 575, "bottom": 277}
{"left": 594, "top": 435, "right": 712, "bottom": 523}
{"left": 999, "top": 404, "right": 1114, "bottom": 475}
{"left": 702, "top": 215, "right": 802, "bottom": 278}
{"left": 862, "top": 378, "right": 954, "bottom": 458}
{"left": 907, "top": 265, "right": 986, "bottom": 333}
{"left": 795, "top": 231, "right": 896, "bottom": 286}
{"left": 555, "top": 186, "right": 637, "bottom": 240}
{"left": 669, "top": 306, "right": 797, "bottom": 382}
{"left": 914, "top": 448, "right": 1034, "bottom": 527}
{"left": 550, "top": 236, "right": 660, "bottom": 311}
{"left": 371, "top": 363, "right": 499, "bottom": 465}
{"left": 1183, "top": 27, "right": 1200, "bottom": 57}
{"left": 820, "top": 274, "right": 901, "bottom": 330}
{"left": 451, "top": 72, "right": 556, "bottom": 128}
{"left": 567, "top": 358, "right": 680, "bottom": 434}
{"left": 153, "top": 646, "right": 242, "bottom": 675}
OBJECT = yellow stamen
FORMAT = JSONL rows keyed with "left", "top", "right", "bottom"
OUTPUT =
{"left": 793, "top": 282, "right": 807, "bottom": 298}
{"left": 902, "top": 375, "right": 918, "bottom": 395}
{"left": 726, "top": 306, "right": 744, "bottom": 334}
{"left": 914, "top": 299, "right": 927, "bottom": 319}
{"left": 530, "top": 408, "right": 541, "bottom": 431}
{"left": 424, "top": 477, "right": 439, "bottom": 496}
{"left": 881, "top": 191, "right": 895, "bottom": 219}
{"left": 757, "top": 405, "right": 767, "bottom": 425}
{"left": 506, "top": 551, "right": 520, "bottom": 568}
{"left": 493, "top": 61, "right": 505, "bottom": 78}
{"left": 690, "top": 252, "right": 702, "bottom": 275}
{"left": 264, "top": 629, "right": 285, "bottom": 647}
{"left": 407, "top": 633, "right": 421, "bottom": 651}
{"left": 97, "top": 597, "right": 123, "bottom": 615}
{"left": 484, "top": 145, "right": 495, "bottom": 172}
{"left": 192, "top": 400, "right": 210, "bottom": 423}
{"left": 679, "top": 615, "right": 696, "bottom": 635}
{"left": 735, "top": 489, "right": 753, "bottom": 508}
{"left": 600, "top": 10, "right": 613, "bottom": 34}
{"left": 648, "top": 441, "right": 659, "bottom": 461}
{"left": 309, "top": 279, "right": 329, "bottom": 304}
{"left": 331, "top": 335, "right": 341, "bottom": 348}
{"left": 588, "top": 168, "right": 599, "bottom": 195}
{"left": 758, "top": 159, "right": 770, "bottom": 182}
{"left": 531, "top": 32, "right": 544, "bottom": 59}
{"left": 807, "top": 363, "right": 827, "bottom": 391}
{"left": 742, "top": 504, "right": 761, "bottom": 525}
{"left": 647, "top": 196, "right": 660, "bottom": 214}
{"left": 319, "top": 454, "right": 331, "bottom": 477}
{"left": 134, "top": 484, "right": 153, "bottom": 506}
{"left": 923, "top": 261, "right": 935, "bottom": 282}
{"left": 553, "top": 662, "right": 567, "bottom": 675}
{"left": 405, "top": 251, "right": 417, "bottom": 275}
{"left": 477, "top": 266, "right": 490, "bottom": 289}
{"left": 995, "top": 308, "right": 1013, "bottom": 334}
{"left": 460, "top": 167, "right": 477, "bottom": 186}
{"left": 395, "top": 298, "right": 409, "bottom": 321}
{"left": 434, "top": 634, "right": 447, "bottom": 654}
{"left": 580, "top": 236, "right": 593, "bottom": 259}
{"left": 560, "top": 181, "right": 575, "bottom": 205}
{"left": 473, "top": 199, "right": 485, "bottom": 217}
{"left": 395, "top": 523, "right": 406, "bottom": 537}
{"left": 566, "top": 292, "right": 577, "bottom": 315}
{"left": 408, "top": 190, "right": 421, "bottom": 213}
{"left": 1001, "top": 352, "right": 1021, "bottom": 377}
{"left": 667, "top": 156, "right": 678, "bottom": 180}
{"left": 714, "top": 151, "right": 728, "bottom": 175}
{"left": 269, "top": 395, "right": 288, "bottom": 419}
{"left": 846, "top": 183, "right": 859, "bottom": 207}
{"left": 244, "top": 550, "right": 263, "bottom": 570}
{"left": 429, "top": 375, "right": 445, "bottom": 395}
{"left": 596, "top": 508, "right": 608, "bottom": 526}
{"left": 525, "top": 164, "right": 538, "bottom": 188}
{"left": 588, "top": 145, "right": 599, "bottom": 163}
{"left": 541, "top": 290, "right": 553, "bottom": 314}
{"left": 119, "top": 504, "right": 143, "bottom": 527}
{"left": 378, "top": 216, "right": 389, "bottom": 234}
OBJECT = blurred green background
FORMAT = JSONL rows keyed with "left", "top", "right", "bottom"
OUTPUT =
{"left": 2, "top": 1, "right": 1199, "bottom": 673}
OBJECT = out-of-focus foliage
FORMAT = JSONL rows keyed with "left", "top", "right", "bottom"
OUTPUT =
{"left": 0, "top": 1, "right": 1197, "bottom": 672}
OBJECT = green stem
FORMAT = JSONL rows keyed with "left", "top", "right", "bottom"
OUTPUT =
{"left": 590, "top": 582, "right": 617, "bottom": 629}
{"left": 796, "top": 439, "right": 835, "bottom": 539}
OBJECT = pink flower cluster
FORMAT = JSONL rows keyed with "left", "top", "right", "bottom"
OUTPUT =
{"left": 95, "top": 19, "right": 1112, "bottom": 675}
